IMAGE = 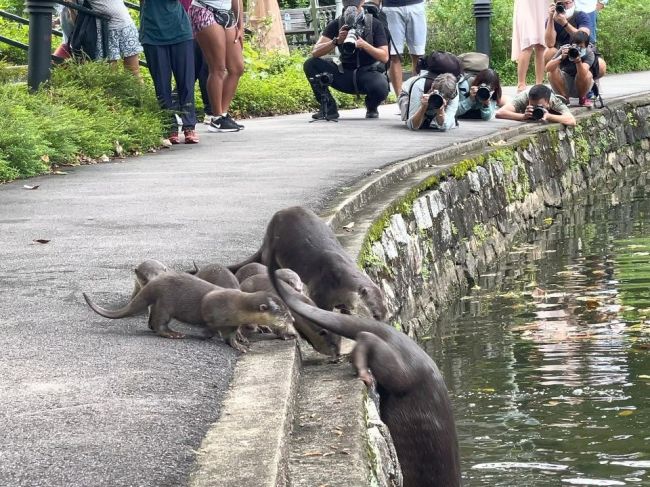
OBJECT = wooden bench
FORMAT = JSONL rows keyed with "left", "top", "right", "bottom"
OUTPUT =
{"left": 280, "top": 5, "right": 337, "bottom": 46}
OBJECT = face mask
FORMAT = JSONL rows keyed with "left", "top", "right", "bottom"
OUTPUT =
{"left": 579, "top": 47, "right": 587, "bottom": 57}
{"left": 564, "top": 6, "right": 575, "bottom": 18}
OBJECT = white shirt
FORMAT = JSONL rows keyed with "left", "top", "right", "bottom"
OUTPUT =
{"left": 574, "top": 0, "right": 597, "bottom": 13}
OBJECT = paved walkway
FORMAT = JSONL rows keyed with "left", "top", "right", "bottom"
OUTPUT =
{"left": 0, "top": 71, "right": 648, "bottom": 486}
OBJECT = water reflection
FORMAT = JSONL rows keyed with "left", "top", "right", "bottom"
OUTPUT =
{"left": 423, "top": 169, "right": 650, "bottom": 486}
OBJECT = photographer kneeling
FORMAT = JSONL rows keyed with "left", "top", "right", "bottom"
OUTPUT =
{"left": 496, "top": 83, "right": 576, "bottom": 126}
{"left": 303, "top": 0, "right": 390, "bottom": 120}
{"left": 546, "top": 31, "right": 606, "bottom": 107}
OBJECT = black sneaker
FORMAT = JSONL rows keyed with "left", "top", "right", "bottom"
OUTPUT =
{"left": 311, "top": 108, "right": 339, "bottom": 120}
{"left": 209, "top": 115, "right": 240, "bottom": 132}
{"left": 225, "top": 113, "right": 245, "bottom": 130}
{"left": 365, "top": 108, "right": 379, "bottom": 119}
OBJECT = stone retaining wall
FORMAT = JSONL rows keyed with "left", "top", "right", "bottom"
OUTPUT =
{"left": 360, "top": 98, "right": 650, "bottom": 338}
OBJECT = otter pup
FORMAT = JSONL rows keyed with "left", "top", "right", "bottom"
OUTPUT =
{"left": 194, "top": 263, "right": 240, "bottom": 289}
{"left": 84, "top": 272, "right": 295, "bottom": 352}
{"left": 228, "top": 206, "right": 386, "bottom": 320}
{"left": 240, "top": 273, "right": 341, "bottom": 358}
{"left": 267, "top": 254, "right": 461, "bottom": 487}
{"left": 234, "top": 262, "right": 268, "bottom": 283}
{"left": 131, "top": 259, "right": 169, "bottom": 298}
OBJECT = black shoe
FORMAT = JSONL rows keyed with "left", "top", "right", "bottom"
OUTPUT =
{"left": 311, "top": 108, "right": 339, "bottom": 120}
{"left": 209, "top": 115, "right": 240, "bottom": 132}
{"left": 225, "top": 113, "right": 244, "bottom": 130}
{"left": 365, "top": 108, "right": 379, "bottom": 118}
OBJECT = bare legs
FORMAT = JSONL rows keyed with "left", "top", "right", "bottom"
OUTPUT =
{"left": 109, "top": 55, "right": 142, "bottom": 81}
{"left": 195, "top": 24, "right": 244, "bottom": 116}
{"left": 516, "top": 44, "right": 546, "bottom": 92}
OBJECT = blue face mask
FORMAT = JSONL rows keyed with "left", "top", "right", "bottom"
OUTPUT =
{"left": 579, "top": 47, "right": 587, "bottom": 57}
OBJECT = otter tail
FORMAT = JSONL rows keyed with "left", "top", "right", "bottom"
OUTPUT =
{"left": 267, "top": 250, "right": 378, "bottom": 340}
{"left": 227, "top": 247, "right": 262, "bottom": 273}
{"left": 83, "top": 291, "right": 149, "bottom": 319}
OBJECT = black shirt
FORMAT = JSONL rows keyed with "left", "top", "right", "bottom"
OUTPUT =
{"left": 323, "top": 16, "right": 388, "bottom": 69}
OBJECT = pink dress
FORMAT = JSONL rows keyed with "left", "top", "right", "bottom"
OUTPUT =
{"left": 511, "top": 0, "right": 547, "bottom": 60}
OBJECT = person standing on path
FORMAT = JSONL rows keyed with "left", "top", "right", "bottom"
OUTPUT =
{"left": 140, "top": 0, "right": 199, "bottom": 144}
{"left": 511, "top": 0, "right": 547, "bottom": 93}
{"left": 189, "top": 0, "right": 246, "bottom": 132}
{"left": 87, "top": 0, "right": 143, "bottom": 78}
{"left": 383, "top": 0, "right": 427, "bottom": 97}
{"left": 574, "top": 0, "right": 607, "bottom": 44}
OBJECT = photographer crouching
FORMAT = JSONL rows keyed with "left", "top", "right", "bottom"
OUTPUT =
{"left": 545, "top": 31, "right": 606, "bottom": 107}
{"left": 303, "top": 0, "right": 390, "bottom": 120}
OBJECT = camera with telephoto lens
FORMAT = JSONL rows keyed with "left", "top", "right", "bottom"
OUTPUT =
{"left": 555, "top": 2, "right": 565, "bottom": 13}
{"left": 340, "top": 27, "right": 362, "bottom": 56}
{"left": 476, "top": 83, "right": 492, "bottom": 102}
{"left": 427, "top": 90, "right": 445, "bottom": 111}
{"left": 310, "top": 72, "right": 333, "bottom": 88}
{"left": 568, "top": 45, "right": 581, "bottom": 61}
{"left": 531, "top": 105, "right": 546, "bottom": 121}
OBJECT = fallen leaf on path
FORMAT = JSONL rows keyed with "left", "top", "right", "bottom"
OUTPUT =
{"left": 32, "top": 239, "right": 50, "bottom": 244}
{"left": 303, "top": 451, "right": 322, "bottom": 457}
{"left": 23, "top": 185, "right": 39, "bottom": 190}
{"left": 342, "top": 222, "right": 355, "bottom": 232}
{"left": 618, "top": 410, "right": 635, "bottom": 417}
{"left": 52, "top": 170, "right": 68, "bottom": 175}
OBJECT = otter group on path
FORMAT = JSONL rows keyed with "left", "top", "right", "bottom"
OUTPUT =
{"left": 82, "top": 206, "right": 461, "bottom": 486}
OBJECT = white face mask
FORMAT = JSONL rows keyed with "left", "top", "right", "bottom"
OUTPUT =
{"left": 564, "top": 6, "right": 575, "bottom": 17}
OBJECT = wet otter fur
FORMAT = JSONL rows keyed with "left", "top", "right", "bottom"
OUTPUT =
{"left": 84, "top": 272, "right": 295, "bottom": 352}
{"left": 240, "top": 273, "right": 341, "bottom": 358}
{"left": 228, "top": 206, "right": 386, "bottom": 320}
{"left": 267, "top": 254, "right": 461, "bottom": 487}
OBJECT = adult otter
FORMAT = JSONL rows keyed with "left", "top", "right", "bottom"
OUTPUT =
{"left": 267, "top": 255, "right": 461, "bottom": 487}
{"left": 240, "top": 273, "right": 341, "bottom": 358}
{"left": 229, "top": 206, "right": 387, "bottom": 320}
{"left": 131, "top": 259, "right": 169, "bottom": 297}
{"left": 84, "top": 272, "right": 295, "bottom": 352}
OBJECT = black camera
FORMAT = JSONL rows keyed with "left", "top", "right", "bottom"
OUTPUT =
{"left": 340, "top": 28, "right": 360, "bottom": 56}
{"left": 555, "top": 2, "right": 565, "bottom": 14}
{"left": 310, "top": 72, "right": 333, "bottom": 87}
{"left": 428, "top": 91, "right": 445, "bottom": 111}
{"left": 531, "top": 105, "right": 546, "bottom": 121}
{"left": 476, "top": 83, "right": 492, "bottom": 102}
{"left": 568, "top": 45, "right": 581, "bottom": 61}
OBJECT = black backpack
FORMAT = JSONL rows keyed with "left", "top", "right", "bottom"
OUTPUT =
{"left": 69, "top": 1, "right": 106, "bottom": 60}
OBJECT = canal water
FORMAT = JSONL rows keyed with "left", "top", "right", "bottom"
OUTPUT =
{"left": 424, "top": 168, "right": 650, "bottom": 486}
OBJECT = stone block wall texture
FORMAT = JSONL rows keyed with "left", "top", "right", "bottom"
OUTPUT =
{"left": 361, "top": 100, "right": 650, "bottom": 339}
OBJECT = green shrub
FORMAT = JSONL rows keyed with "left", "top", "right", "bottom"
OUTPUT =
{"left": 0, "top": 61, "right": 167, "bottom": 183}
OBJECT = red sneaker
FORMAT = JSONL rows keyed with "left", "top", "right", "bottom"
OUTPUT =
{"left": 579, "top": 96, "right": 593, "bottom": 107}
{"left": 168, "top": 131, "right": 180, "bottom": 144}
{"left": 184, "top": 129, "right": 199, "bottom": 144}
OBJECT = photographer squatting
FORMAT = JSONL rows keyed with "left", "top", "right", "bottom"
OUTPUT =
{"left": 303, "top": 0, "right": 390, "bottom": 120}
{"left": 545, "top": 30, "right": 606, "bottom": 107}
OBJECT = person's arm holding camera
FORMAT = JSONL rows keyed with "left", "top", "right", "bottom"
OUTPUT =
{"left": 496, "top": 102, "right": 528, "bottom": 122}
{"left": 541, "top": 106, "right": 576, "bottom": 126}
{"left": 545, "top": 4, "right": 558, "bottom": 48}
{"left": 545, "top": 44, "right": 568, "bottom": 71}
{"left": 406, "top": 83, "right": 428, "bottom": 130}
{"left": 311, "top": 27, "right": 348, "bottom": 58}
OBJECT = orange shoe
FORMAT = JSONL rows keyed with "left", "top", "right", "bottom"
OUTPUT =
{"left": 184, "top": 129, "right": 199, "bottom": 144}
